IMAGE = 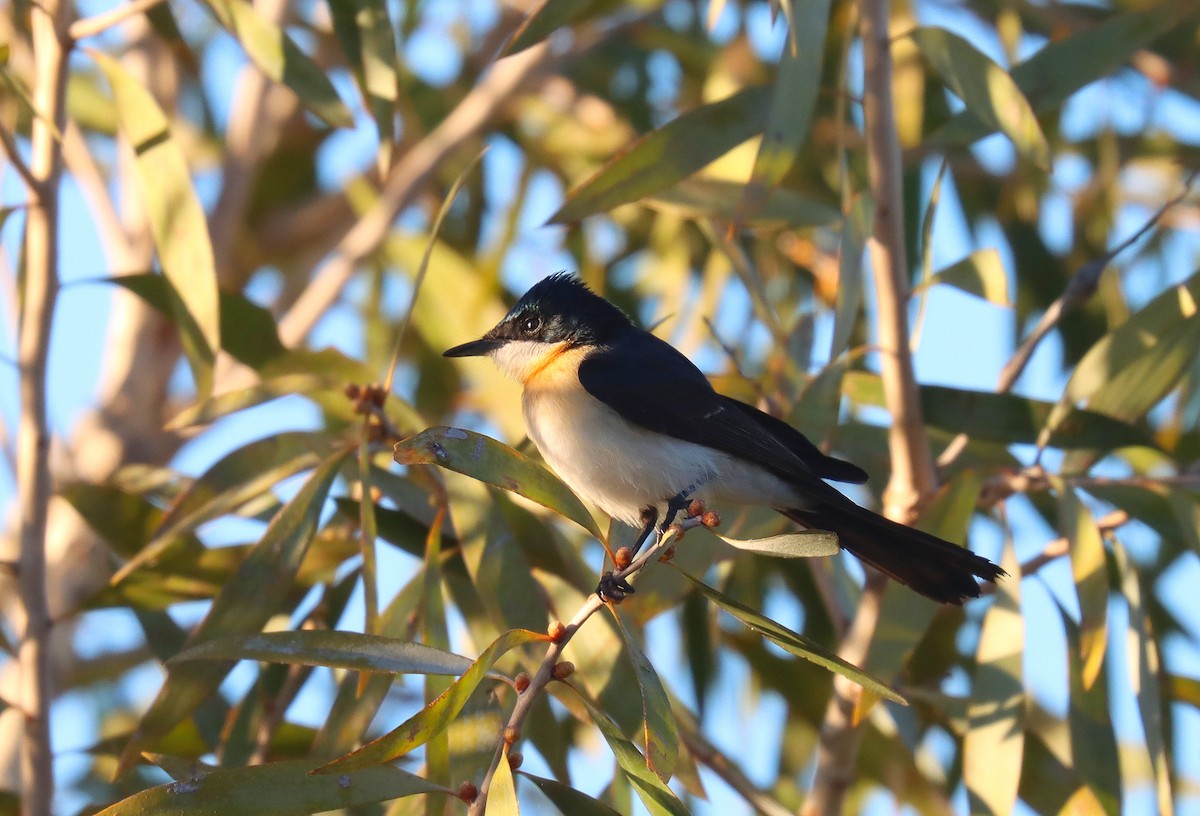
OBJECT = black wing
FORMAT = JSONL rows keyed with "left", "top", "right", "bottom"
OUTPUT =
{"left": 577, "top": 328, "right": 867, "bottom": 487}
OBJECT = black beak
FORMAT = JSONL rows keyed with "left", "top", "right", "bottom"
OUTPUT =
{"left": 443, "top": 337, "right": 503, "bottom": 358}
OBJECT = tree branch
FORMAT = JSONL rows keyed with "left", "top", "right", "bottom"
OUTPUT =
{"left": 276, "top": 42, "right": 553, "bottom": 347}
{"left": 805, "top": 0, "right": 934, "bottom": 812}
{"left": 68, "top": 0, "right": 167, "bottom": 42}
{"left": 16, "top": 0, "right": 71, "bottom": 813}
{"left": 466, "top": 519, "right": 697, "bottom": 816}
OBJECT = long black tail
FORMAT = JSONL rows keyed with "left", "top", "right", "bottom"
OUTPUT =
{"left": 781, "top": 503, "right": 1005, "bottom": 604}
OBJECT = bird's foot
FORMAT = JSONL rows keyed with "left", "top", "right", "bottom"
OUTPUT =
{"left": 597, "top": 571, "right": 635, "bottom": 604}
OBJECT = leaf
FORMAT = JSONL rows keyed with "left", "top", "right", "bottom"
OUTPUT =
{"left": 394, "top": 427, "right": 603, "bottom": 539}
{"left": 519, "top": 773, "right": 622, "bottom": 816}
{"left": 1043, "top": 271, "right": 1200, "bottom": 441}
{"left": 964, "top": 543, "right": 1023, "bottom": 815}
{"left": 831, "top": 196, "right": 870, "bottom": 358}
{"left": 111, "top": 431, "right": 335, "bottom": 583}
{"left": 646, "top": 178, "right": 840, "bottom": 227}
{"left": 1168, "top": 674, "right": 1200, "bottom": 708}
{"left": 166, "top": 374, "right": 338, "bottom": 429}
{"left": 91, "top": 52, "right": 220, "bottom": 394}
{"left": 549, "top": 86, "right": 772, "bottom": 224}
{"left": 169, "top": 630, "right": 478, "bottom": 676}
{"left": 569, "top": 687, "right": 691, "bottom": 816}
{"left": 95, "top": 757, "right": 446, "bottom": 815}
{"left": 718, "top": 530, "right": 839, "bottom": 558}
{"left": 326, "top": 0, "right": 397, "bottom": 168}
{"left": 505, "top": 0, "right": 609, "bottom": 56}
{"left": 612, "top": 613, "right": 679, "bottom": 782}
{"left": 681, "top": 572, "right": 905, "bottom": 703}
{"left": 116, "top": 449, "right": 349, "bottom": 774}
{"left": 1059, "top": 488, "right": 1109, "bottom": 690}
{"left": 202, "top": 0, "right": 353, "bottom": 128}
{"left": 314, "top": 628, "right": 545, "bottom": 773}
{"left": 912, "top": 249, "right": 1009, "bottom": 306}
{"left": 485, "top": 753, "right": 521, "bottom": 816}
{"left": 911, "top": 27, "right": 1049, "bottom": 167}
{"left": 735, "top": 0, "right": 831, "bottom": 223}
{"left": 932, "top": 8, "right": 1192, "bottom": 148}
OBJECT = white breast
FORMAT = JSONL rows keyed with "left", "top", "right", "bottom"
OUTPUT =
{"left": 521, "top": 371, "right": 802, "bottom": 528}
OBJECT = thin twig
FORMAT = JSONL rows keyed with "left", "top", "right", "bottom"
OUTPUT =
{"left": 980, "top": 509, "right": 1130, "bottom": 596}
{"left": 466, "top": 520, "right": 695, "bottom": 816}
{"left": 17, "top": 0, "right": 71, "bottom": 813}
{"left": 937, "top": 169, "right": 1200, "bottom": 468}
{"left": 0, "top": 126, "right": 39, "bottom": 191}
{"left": 805, "top": 0, "right": 935, "bottom": 812}
{"left": 68, "top": 0, "right": 167, "bottom": 41}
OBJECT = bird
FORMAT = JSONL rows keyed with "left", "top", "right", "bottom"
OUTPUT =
{"left": 443, "top": 273, "right": 1004, "bottom": 604}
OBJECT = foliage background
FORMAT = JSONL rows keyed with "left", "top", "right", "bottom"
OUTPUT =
{"left": 1, "top": 0, "right": 1200, "bottom": 814}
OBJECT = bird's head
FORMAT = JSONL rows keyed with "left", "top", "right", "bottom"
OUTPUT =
{"left": 443, "top": 273, "right": 632, "bottom": 382}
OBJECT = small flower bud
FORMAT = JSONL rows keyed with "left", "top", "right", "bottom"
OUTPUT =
{"left": 614, "top": 546, "right": 633, "bottom": 569}
{"left": 667, "top": 522, "right": 685, "bottom": 541}
{"left": 344, "top": 383, "right": 362, "bottom": 399}
{"left": 659, "top": 544, "right": 676, "bottom": 562}
{"left": 508, "top": 751, "right": 524, "bottom": 770}
{"left": 702, "top": 510, "right": 721, "bottom": 528}
{"left": 458, "top": 781, "right": 478, "bottom": 802}
{"left": 548, "top": 621, "right": 566, "bottom": 642}
{"left": 687, "top": 499, "right": 706, "bottom": 518}
{"left": 503, "top": 726, "right": 520, "bottom": 745}
{"left": 514, "top": 672, "right": 531, "bottom": 693}
{"left": 552, "top": 661, "right": 575, "bottom": 680}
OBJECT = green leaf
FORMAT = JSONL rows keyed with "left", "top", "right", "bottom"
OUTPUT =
{"left": 831, "top": 196, "right": 870, "bottom": 358}
{"left": 932, "top": 8, "right": 1192, "bottom": 148}
{"left": 327, "top": 0, "right": 397, "bottom": 168}
{"left": 486, "top": 753, "right": 521, "bottom": 816}
{"left": 681, "top": 572, "right": 905, "bottom": 703}
{"left": 549, "top": 86, "right": 772, "bottom": 224}
{"left": 91, "top": 52, "right": 220, "bottom": 394}
{"left": 1059, "top": 487, "right": 1109, "bottom": 690}
{"left": 612, "top": 613, "right": 679, "bottom": 782}
{"left": 504, "top": 0, "right": 609, "bottom": 56}
{"left": 117, "top": 449, "right": 349, "bottom": 774}
{"left": 717, "top": 530, "right": 839, "bottom": 558}
{"left": 735, "top": 0, "right": 830, "bottom": 223}
{"left": 202, "top": 0, "right": 353, "bottom": 128}
{"left": 911, "top": 27, "right": 1049, "bottom": 167}
{"left": 1168, "top": 674, "right": 1200, "bottom": 708}
{"left": 912, "top": 249, "right": 1009, "bottom": 306}
{"left": 315, "top": 628, "right": 545, "bottom": 773}
{"left": 394, "top": 427, "right": 603, "bottom": 539}
{"left": 169, "top": 630, "right": 478, "bottom": 676}
{"left": 520, "top": 773, "right": 622, "bottom": 816}
{"left": 569, "top": 687, "right": 691, "bottom": 816}
{"left": 646, "top": 178, "right": 840, "bottom": 227}
{"left": 1043, "top": 270, "right": 1200, "bottom": 439}
{"left": 95, "top": 757, "right": 446, "bottom": 815}
{"left": 964, "top": 543, "right": 1023, "bottom": 815}
{"left": 166, "top": 374, "right": 339, "bottom": 429}
{"left": 112, "top": 431, "right": 335, "bottom": 583}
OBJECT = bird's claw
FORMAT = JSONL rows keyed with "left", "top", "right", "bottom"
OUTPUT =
{"left": 597, "top": 571, "right": 635, "bottom": 603}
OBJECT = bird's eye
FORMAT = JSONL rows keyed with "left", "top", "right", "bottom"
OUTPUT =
{"left": 520, "top": 315, "right": 541, "bottom": 334}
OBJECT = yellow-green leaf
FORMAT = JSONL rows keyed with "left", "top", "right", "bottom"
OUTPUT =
{"left": 117, "top": 449, "right": 349, "bottom": 774}
{"left": 613, "top": 613, "right": 678, "bottom": 782}
{"left": 315, "top": 628, "right": 545, "bottom": 773}
{"left": 964, "top": 543, "right": 1023, "bottom": 815}
{"left": 92, "top": 51, "right": 220, "bottom": 394}
{"left": 718, "top": 530, "right": 839, "bottom": 558}
{"left": 96, "top": 757, "right": 447, "bottom": 815}
{"left": 202, "top": 0, "right": 353, "bottom": 128}
{"left": 485, "top": 753, "right": 521, "bottom": 816}
{"left": 911, "top": 27, "right": 1049, "bottom": 167}
{"left": 395, "top": 426, "right": 602, "bottom": 539}
{"left": 1059, "top": 487, "right": 1109, "bottom": 690}
{"left": 682, "top": 572, "right": 905, "bottom": 703}
{"left": 505, "top": 0, "right": 609, "bottom": 56}
{"left": 550, "top": 86, "right": 772, "bottom": 224}
{"left": 519, "top": 773, "right": 623, "bottom": 816}
{"left": 912, "top": 248, "right": 1010, "bottom": 306}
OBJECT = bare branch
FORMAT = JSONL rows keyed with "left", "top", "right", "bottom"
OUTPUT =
{"left": 0, "top": 126, "right": 38, "bottom": 192}
{"left": 277, "top": 43, "right": 553, "bottom": 347}
{"left": 68, "top": 0, "right": 167, "bottom": 42}
{"left": 806, "top": 0, "right": 935, "bottom": 811}
{"left": 676, "top": 711, "right": 796, "bottom": 816}
{"left": 16, "top": 0, "right": 72, "bottom": 812}
{"left": 937, "top": 169, "right": 1199, "bottom": 468}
